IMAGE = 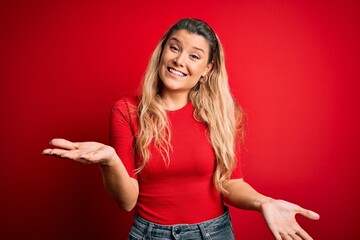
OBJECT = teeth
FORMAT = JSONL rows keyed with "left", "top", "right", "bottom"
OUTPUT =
{"left": 168, "top": 67, "right": 186, "bottom": 77}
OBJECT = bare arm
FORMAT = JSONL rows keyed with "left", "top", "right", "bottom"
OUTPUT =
{"left": 222, "top": 179, "right": 320, "bottom": 240}
{"left": 43, "top": 138, "right": 139, "bottom": 211}
{"left": 99, "top": 155, "right": 138, "bottom": 211}
{"left": 222, "top": 178, "right": 270, "bottom": 210}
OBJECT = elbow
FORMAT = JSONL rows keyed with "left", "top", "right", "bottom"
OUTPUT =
{"left": 115, "top": 195, "right": 138, "bottom": 212}
{"left": 107, "top": 178, "right": 139, "bottom": 212}
{"left": 120, "top": 201, "right": 137, "bottom": 212}
{"left": 123, "top": 207, "right": 134, "bottom": 212}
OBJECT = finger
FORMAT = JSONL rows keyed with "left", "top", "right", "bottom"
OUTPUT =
{"left": 295, "top": 228, "right": 313, "bottom": 240}
{"left": 60, "top": 150, "right": 86, "bottom": 160}
{"left": 49, "top": 138, "right": 79, "bottom": 150}
{"left": 43, "top": 148, "right": 81, "bottom": 160}
{"left": 268, "top": 224, "right": 285, "bottom": 240}
{"left": 43, "top": 148, "right": 69, "bottom": 156}
{"left": 273, "top": 232, "right": 282, "bottom": 240}
{"left": 296, "top": 207, "right": 320, "bottom": 220}
{"left": 279, "top": 232, "right": 293, "bottom": 240}
{"left": 42, "top": 148, "right": 93, "bottom": 165}
{"left": 289, "top": 232, "right": 303, "bottom": 240}
{"left": 42, "top": 149, "right": 52, "bottom": 155}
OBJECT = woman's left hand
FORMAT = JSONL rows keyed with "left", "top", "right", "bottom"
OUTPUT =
{"left": 260, "top": 198, "right": 320, "bottom": 240}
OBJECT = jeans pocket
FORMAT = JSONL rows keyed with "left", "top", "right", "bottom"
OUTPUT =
{"left": 128, "top": 226, "right": 146, "bottom": 240}
{"left": 206, "top": 225, "right": 234, "bottom": 240}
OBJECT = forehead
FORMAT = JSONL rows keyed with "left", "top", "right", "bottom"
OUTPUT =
{"left": 168, "top": 29, "right": 210, "bottom": 53}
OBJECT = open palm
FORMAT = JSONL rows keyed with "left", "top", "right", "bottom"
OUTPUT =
{"left": 42, "top": 138, "right": 116, "bottom": 165}
{"left": 261, "top": 199, "right": 320, "bottom": 240}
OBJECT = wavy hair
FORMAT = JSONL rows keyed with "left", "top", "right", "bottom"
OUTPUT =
{"left": 136, "top": 18, "right": 245, "bottom": 194}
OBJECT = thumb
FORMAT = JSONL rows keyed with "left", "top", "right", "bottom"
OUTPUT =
{"left": 297, "top": 207, "right": 320, "bottom": 220}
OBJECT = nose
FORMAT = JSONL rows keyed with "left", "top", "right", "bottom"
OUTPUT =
{"left": 173, "top": 52, "right": 185, "bottom": 67}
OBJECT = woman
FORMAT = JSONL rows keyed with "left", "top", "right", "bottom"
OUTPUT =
{"left": 43, "top": 18, "right": 319, "bottom": 240}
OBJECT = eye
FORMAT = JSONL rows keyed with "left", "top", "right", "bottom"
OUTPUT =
{"left": 169, "top": 45, "right": 179, "bottom": 52}
{"left": 190, "top": 54, "right": 200, "bottom": 60}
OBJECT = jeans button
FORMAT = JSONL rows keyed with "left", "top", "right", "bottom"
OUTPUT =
{"left": 175, "top": 228, "right": 181, "bottom": 234}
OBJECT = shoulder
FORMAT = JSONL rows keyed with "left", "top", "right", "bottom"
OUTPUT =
{"left": 113, "top": 96, "right": 139, "bottom": 109}
{"left": 111, "top": 96, "right": 139, "bottom": 121}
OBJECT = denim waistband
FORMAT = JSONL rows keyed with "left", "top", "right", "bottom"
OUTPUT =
{"left": 130, "top": 208, "right": 233, "bottom": 240}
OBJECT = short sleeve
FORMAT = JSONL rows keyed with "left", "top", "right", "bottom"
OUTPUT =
{"left": 110, "top": 98, "right": 138, "bottom": 180}
{"left": 230, "top": 141, "right": 244, "bottom": 179}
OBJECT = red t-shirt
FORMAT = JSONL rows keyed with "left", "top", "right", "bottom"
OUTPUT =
{"left": 110, "top": 97, "right": 243, "bottom": 224}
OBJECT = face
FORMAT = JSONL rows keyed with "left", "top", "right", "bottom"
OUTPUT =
{"left": 158, "top": 29, "right": 213, "bottom": 97}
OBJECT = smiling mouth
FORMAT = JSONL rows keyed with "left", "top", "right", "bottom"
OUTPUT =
{"left": 167, "top": 67, "right": 187, "bottom": 77}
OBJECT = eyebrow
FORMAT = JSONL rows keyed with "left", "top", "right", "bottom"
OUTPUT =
{"left": 168, "top": 37, "right": 206, "bottom": 54}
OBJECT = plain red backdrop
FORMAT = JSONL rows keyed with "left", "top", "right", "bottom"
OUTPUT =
{"left": 1, "top": 0, "right": 359, "bottom": 239}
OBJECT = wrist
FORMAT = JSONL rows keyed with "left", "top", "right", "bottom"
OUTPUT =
{"left": 258, "top": 196, "right": 274, "bottom": 212}
{"left": 101, "top": 147, "right": 119, "bottom": 167}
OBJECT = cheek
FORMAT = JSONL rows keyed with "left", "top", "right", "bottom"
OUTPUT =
{"left": 161, "top": 49, "right": 172, "bottom": 63}
{"left": 158, "top": 65, "right": 166, "bottom": 81}
{"left": 189, "top": 63, "right": 207, "bottom": 77}
{"left": 158, "top": 55, "right": 168, "bottom": 75}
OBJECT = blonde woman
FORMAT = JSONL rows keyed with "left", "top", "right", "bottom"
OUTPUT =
{"left": 43, "top": 18, "right": 319, "bottom": 240}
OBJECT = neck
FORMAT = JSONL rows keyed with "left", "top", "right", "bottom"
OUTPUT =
{"left": 161, "top": 91, "right": 189, "bottom": 110}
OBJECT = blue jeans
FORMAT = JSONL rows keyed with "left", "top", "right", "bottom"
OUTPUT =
{"left": 128, "top": 208, "right": 235, "bottom": 240}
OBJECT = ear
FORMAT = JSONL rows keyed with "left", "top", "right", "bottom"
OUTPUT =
{"left": 202, "top": 62, "right": 213, "bottom": 77}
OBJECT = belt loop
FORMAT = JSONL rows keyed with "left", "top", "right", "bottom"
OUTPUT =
{"left": 145, "top": 222, "right": 154, "bottom": 239}
{"left": 198, "top": 223, "right": 211, "bottom": 240}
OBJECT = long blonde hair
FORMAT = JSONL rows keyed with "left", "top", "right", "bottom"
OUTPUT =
{"left": 136, "top": 18, "right": 244, "bottom": 194}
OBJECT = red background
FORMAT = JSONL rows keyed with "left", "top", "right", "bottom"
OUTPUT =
{"left": 1, "top": 0, "right": 359, "bottom": 239}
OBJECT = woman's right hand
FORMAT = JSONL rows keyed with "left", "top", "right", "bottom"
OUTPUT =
{"left": 42, "top": 138, "right": 117, "bottom": 166}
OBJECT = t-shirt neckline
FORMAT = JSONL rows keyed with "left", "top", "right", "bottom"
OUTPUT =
{"left": 166, "top": 101, "right": 193, "bottom": 113}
